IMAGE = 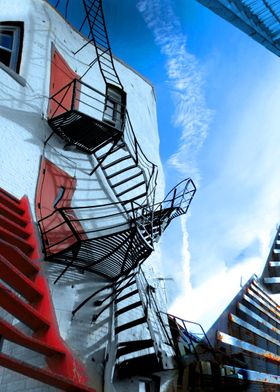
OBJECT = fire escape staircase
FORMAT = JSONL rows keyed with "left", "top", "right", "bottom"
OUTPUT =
{"left": 43, "top": 0, "right": 196, "bottom": 283}
{"left": 81, "top": 0, "right": 123, "bottom": 89}
{"left": 112, "top": 269, "right": 175, "bottom": 379}
{"left": 0, "top": 187, "right": 95, "bottom": 392}
{"left": 38, "top": 179, "right": 196, "bottom": 281}
{"left": 47, "top": 80, "right": 157, "bottom": 209}
{"left": 48, "top": 0, "right": 157, "bottom": 208}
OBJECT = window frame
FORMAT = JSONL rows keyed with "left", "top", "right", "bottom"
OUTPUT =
{"left": 0, "top": 21, "right": 24, "bottom": 73}
{"left": 103, "top": 84, "right": 126, "bottom": 130}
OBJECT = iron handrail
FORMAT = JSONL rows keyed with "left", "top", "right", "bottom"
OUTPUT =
{"left": 48, "top": 78, "right": 158, "bottom": 209}
{"left": 38, "top": 178, "right": 196, "bottom": 256}
{"left": 165, "top": 313, "right": 217, "bottom": 362}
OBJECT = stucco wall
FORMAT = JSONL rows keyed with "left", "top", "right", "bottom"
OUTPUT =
{"left": 0, "top": 1, "right": 170, "bottom": 391}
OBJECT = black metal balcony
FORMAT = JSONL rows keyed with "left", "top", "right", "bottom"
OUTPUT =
{"left": 48, "top": 79, "right": 125, "bottom": 153}
{"left": 37, "top": 179, "right": 196, "bottom": 281}
{"left": 38, "top": 201, "right": 153, "bottom": 280}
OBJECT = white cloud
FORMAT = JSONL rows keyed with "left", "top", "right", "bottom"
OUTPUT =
{"left": 137, "top": 0, "right": 212, "bottom": 180}
{"left": 138, "top": 0, "right": 280, "bottom": 332}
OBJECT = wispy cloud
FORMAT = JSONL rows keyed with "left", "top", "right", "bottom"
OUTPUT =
{"left": 137, "top": 0, "right": 212, "bottom": 180}
{"left": 137, "top": 0, "right": 280, "bottom": 331}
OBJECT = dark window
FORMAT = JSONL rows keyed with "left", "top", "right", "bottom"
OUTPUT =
{"left": 0, "top": 22, "right": 24, "bottom": 73}
{"left": 103, "top": 84, "right": 126, "bottom": 130}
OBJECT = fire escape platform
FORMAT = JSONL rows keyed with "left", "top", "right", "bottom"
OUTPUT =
{"left": 45, "top": 226, "right": 153, "bottom": 281}
{"left": 48, "top": 109, "right": 122, "bottom": 153}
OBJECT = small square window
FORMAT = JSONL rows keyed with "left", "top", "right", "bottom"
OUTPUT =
{"left": 103, "top": 84, "right": 126, "bottom": 130}
{"left": 0, "top": 22, "right": 24, "bottom": 73}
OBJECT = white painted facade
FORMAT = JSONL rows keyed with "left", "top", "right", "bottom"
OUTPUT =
{"left": 0, "top": 1, "right": 175, "bottom": 391}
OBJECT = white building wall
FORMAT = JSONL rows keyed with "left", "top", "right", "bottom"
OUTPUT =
{"left": 0, "top": 1, "right": 169, "bottom": 391}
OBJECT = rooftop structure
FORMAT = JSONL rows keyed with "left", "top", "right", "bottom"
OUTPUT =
{"left": 197, "top": 0, "right": 280, "bottom": 56}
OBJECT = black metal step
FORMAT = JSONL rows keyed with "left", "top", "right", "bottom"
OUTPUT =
{"left": 112, "top": 172, "right": 142, "bottom": 188}
{"left": 115, "top": 316, "right": 147, "bottom": 335}
{"left": 116, "top": 181, "right": 146, "bottom": 197}
{"left": 115, "top": 288, "right": 138, "bottom": 304}
{"left": 106, "top": 164, "right": 137, "bottom": 180}
{"left": 102, "top": 154, "right": 131, "bottom": 170}
{"left": 115, "top": 300, "right": 142, "bottom": 317}
{"left": 97, "top": 142, "right": 126, "bottom": 160}
{"left": 116, "top": 339, "right": 154, "bottom": 358}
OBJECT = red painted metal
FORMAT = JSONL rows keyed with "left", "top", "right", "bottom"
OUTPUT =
{"left": 0, "top": 353, "right": 95, "bottom": 392}
{"left": 0, "top": 254, "right": 43, "bottom": 302}
{"left": 48, "top": 45, "right": 80, "bottom": 118}
{"left": 0, "top": 318, "right": 65, "bottom": 358}
{"left": 0, "top": 226, "right": 33, "bottom": 255}
{"left": 0, "top": 240, "right": 39, "bottom": 278}
{"left": 0, "top": 188, "right": 95, "bottom": 391}
{"left": 0, "top": 282, "right": 50, "bottom": 331}
{"left": 35, "top": 157, "right": 85, "bottom": 255}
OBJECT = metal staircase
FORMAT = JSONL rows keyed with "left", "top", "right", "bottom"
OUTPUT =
{"left": 48, "top": 0, "right": 158, "bottom": 210}
{"left": 204, "top": 275, "right": 280, "bottom": 389}
{"left": 166, "top": 314, "right": 216, "bottom": 365}
{"left": 48, "top": 80, "right": 158, "bottom": 209}
{"left": 112, "top": 269, "right": 175, "bottom": 379}
{"left": 261, "top": 225, "right": 280, "bottom": 293}
{"left": 0, "top": 187, "right": 95, "bottom": 391}
{"left": 38, "top": 179, "right": 196, "bottom": 281}
{"left": 81, "top": 0, "right": 123, "bottom": 88}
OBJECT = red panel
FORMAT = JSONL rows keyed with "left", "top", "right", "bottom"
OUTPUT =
{"left": 35, "top": 157, "right": 85, "bottom": 255}
{"left": 0, "top": 282, "right": 50, "bottom": 332}
{"left": 0, "top": 353, "right": 96, "bottom": 392}
{"left": 0, "top": 318, "right": 65, "bottom": 358}
{"left": 0, "top": 188, "right": 91, "bottom": 389}
{"left": 0, "top": 254, "right": 43, "bottom": 302}
{"left": 0, "top": 240, "right": 39, "bottom": 278}
{"left": 48, "top": 45, "right": 80, "bottom": 118}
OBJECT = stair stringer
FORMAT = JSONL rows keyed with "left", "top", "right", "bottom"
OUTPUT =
{"left": 0, "top": 187, "right": 95, "bottom": 392}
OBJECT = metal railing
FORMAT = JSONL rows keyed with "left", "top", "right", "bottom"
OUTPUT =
{"left": 38, "top": 178, "right": 196, "bottom": 258}
{"left": 166, "top": 313, "right": 216, "bottom": 362}
{"left": 48, "top": 79, "right": 158, "bottom": 208}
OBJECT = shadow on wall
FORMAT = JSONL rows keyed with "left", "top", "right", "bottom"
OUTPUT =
{"left": 0, "top": 105, "right": 49, "bottom": 144}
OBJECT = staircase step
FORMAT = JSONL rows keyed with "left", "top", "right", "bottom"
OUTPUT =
{"left": 115, "top": 316, "right": 147, "bottom": 335}
{"left": 97, "top": 142, "right": 126, "bottom": 160}
{"left": 0, "top": 282, "right": 50, "bottom": 332}
{"left": 0, "top": 187, "right": 21, "bottom": 204}
{"left": 116, "top": 181, "right": 146, "bottom": 197}
{"left": 0, "top": 254, "right": 43, "bottom": 302}
{"left": 106, "top": 164, "right": 138, "bottom": 180}
{"left": 112, "top": 171, "right": 142, "bottom": 188}
{"left": 0, "top": 226, "right": 33, "bottom": 255}
{"left": 102, "top": 154, "right": 131, "bottom": 170}
{"left": 0, "top": 318, "right": 65, "bottom": 358}
{"left": 0, "top": 353, "right": 96, "bottom": 392}
{"left": 269, "top": 261, "right": 280, "bottom": 267}
{"left": 264, "top": 277, "right": 280, "bottom": 284}
{"left": 0, "top": 202, "right": 28, "bottom": 227}
{"left": 115, "top": 300, "right": 142, "bottom": 317}
{"left": 0, "top": 240, "right": 39, "bottom": 278}
{"left": 0, "top": 191, "right": 25, "bottom": 215}
{"left": 121, "top": 191, "right": 147, "bottom": 204}
{"left": 115, "top": 288, "right": 138, "bottom": 304}
{"left": 0, "top": 214, "right": 29, "bottom": 239}
{"left": 116, "top": 339, "right": 154, "bottom": 358}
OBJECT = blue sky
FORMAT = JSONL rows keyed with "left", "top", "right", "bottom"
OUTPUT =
{"left": 51, "top": 0, "right": 280, "bottom": 330}
{"left": 107, "top": 0, "right": 280, "bottom": 330}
